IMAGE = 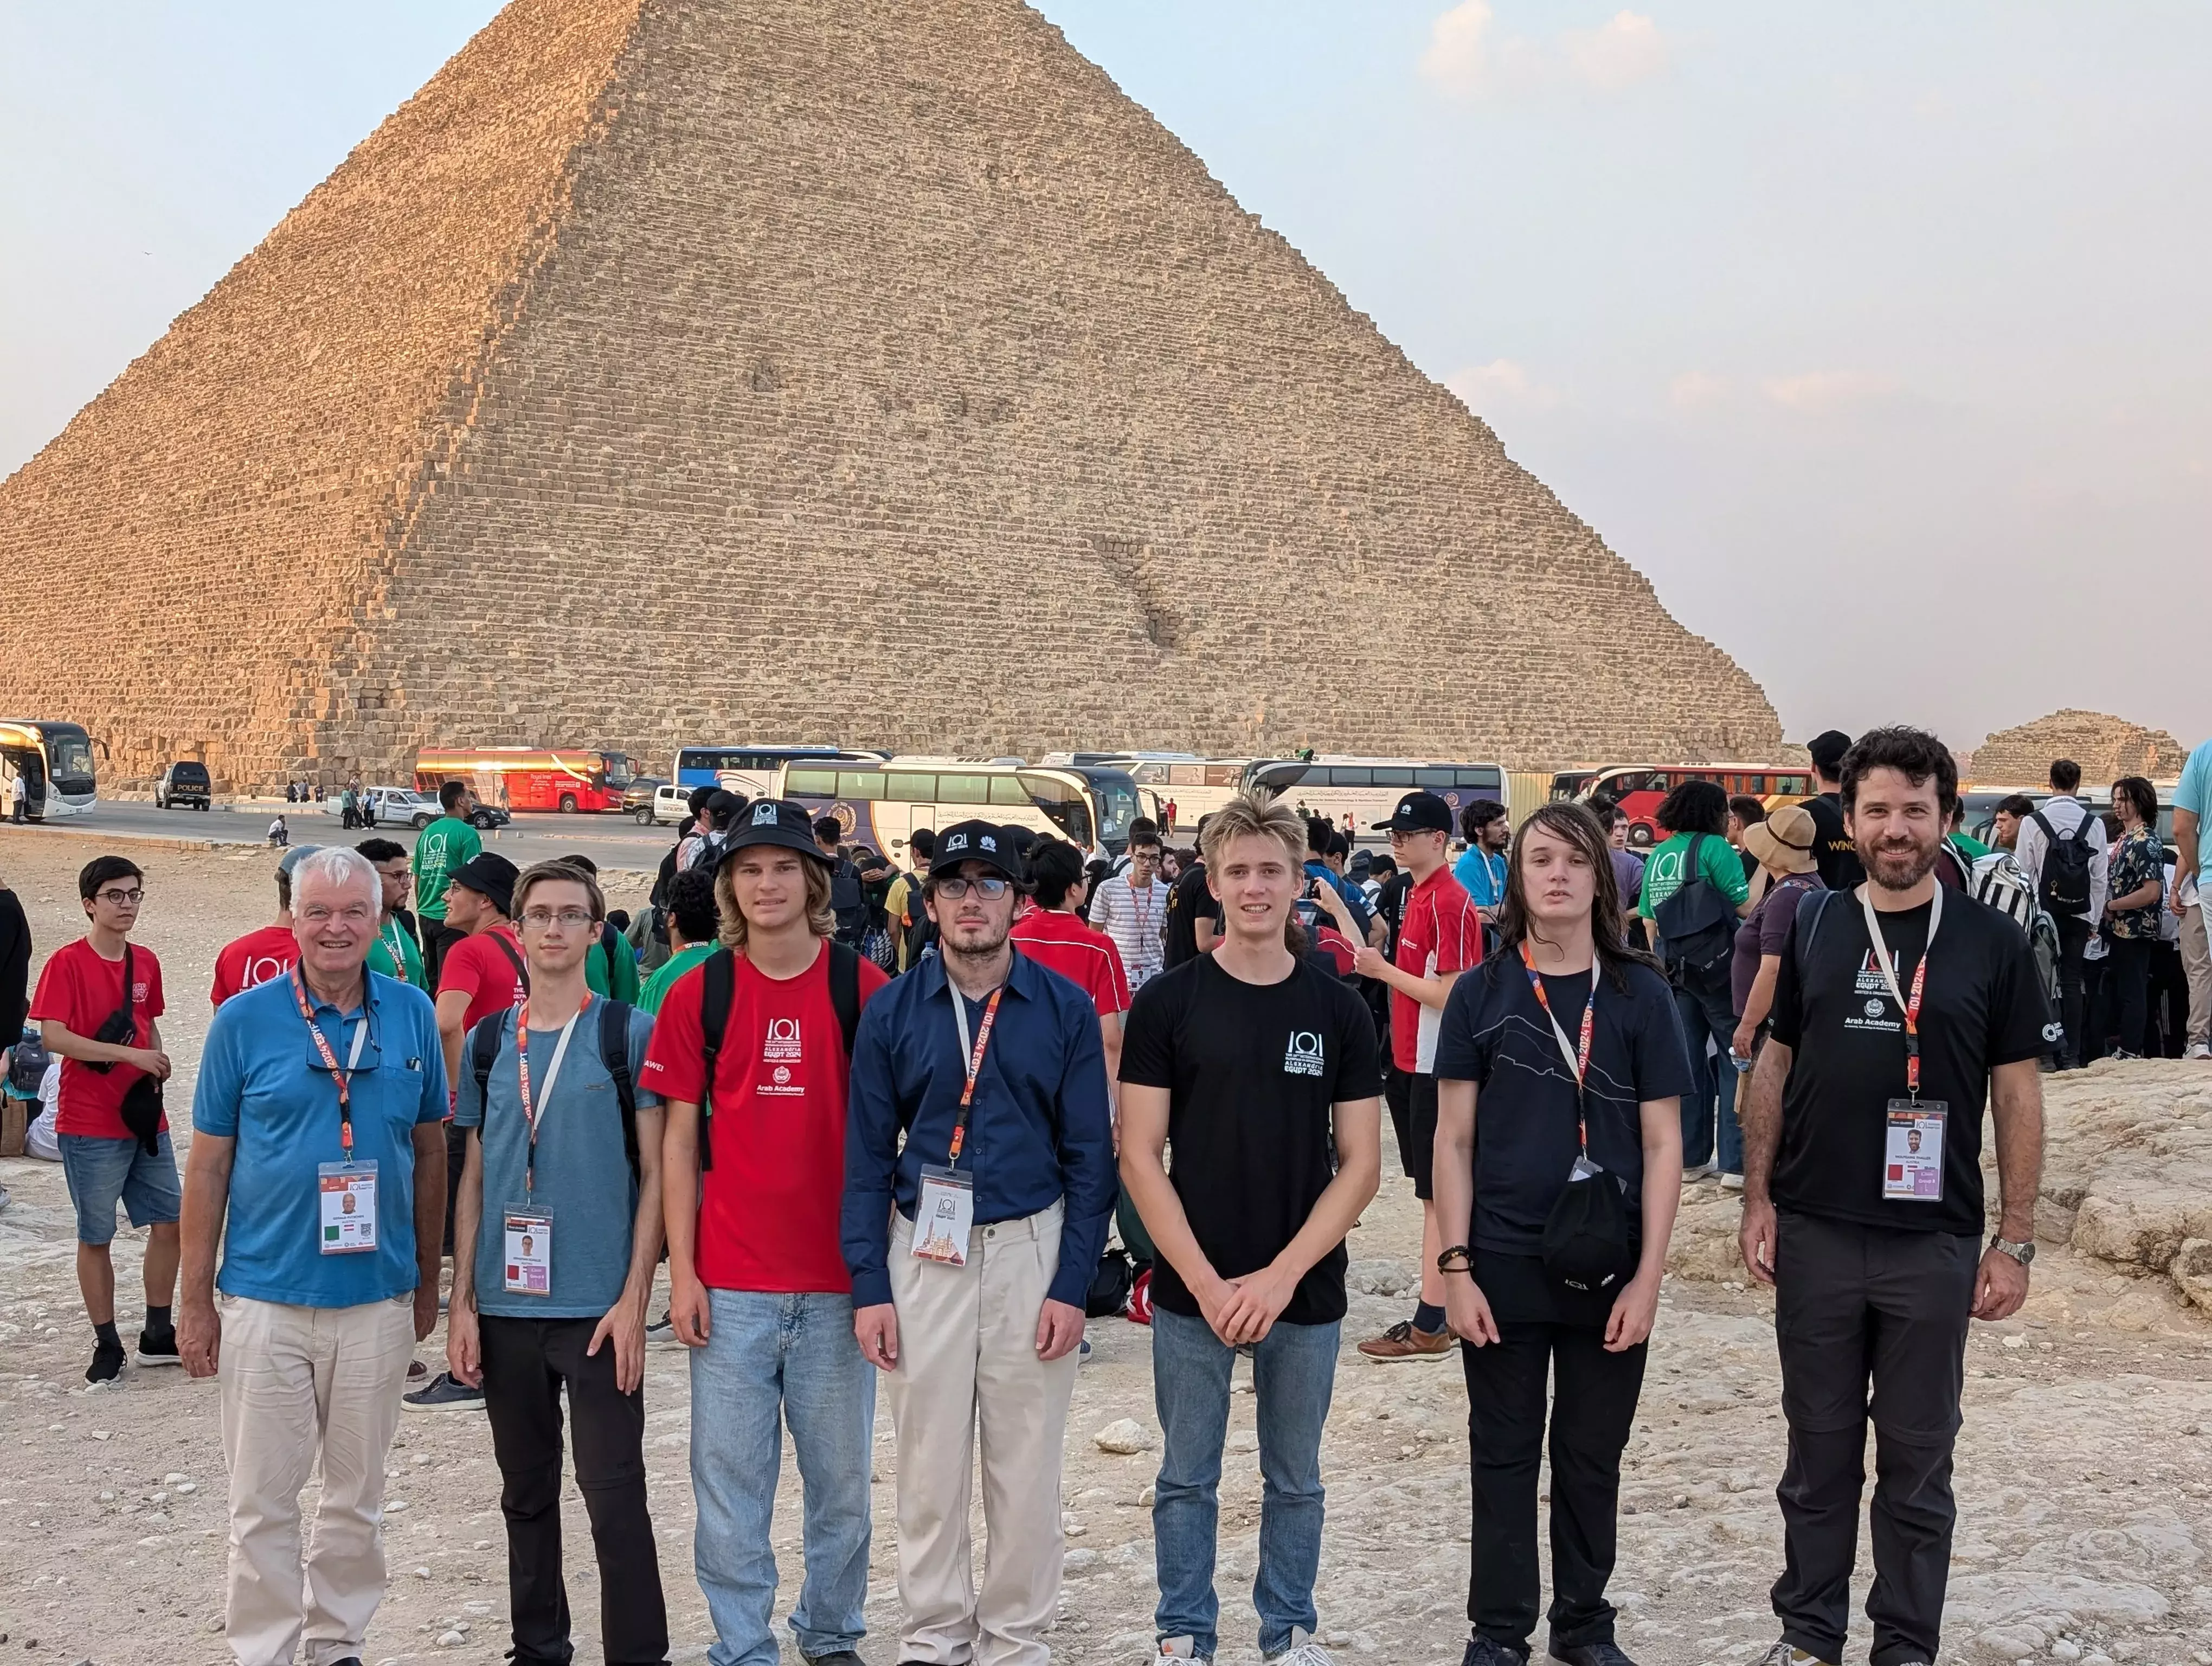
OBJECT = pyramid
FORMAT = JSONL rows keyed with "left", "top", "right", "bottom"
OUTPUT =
{"left": 1969, "top": 709, "right": 2188, "bottom": 788}
{"left": 0, "top": 0, "right": 1780, "bottom": 791}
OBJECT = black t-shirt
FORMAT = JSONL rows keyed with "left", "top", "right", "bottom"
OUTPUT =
{"left": 1373, "top": 870, "right": 1413, "bottom": 953}
{"left": 1161, "top": 862, "right": 1221, "bottom": 971}
{"left": 1805, "top": 793, "right": 1865, "bottom": 892}
{"left": 1769, "top": 888, "right": 2050, "bottom": 1236}
{"left": 1121, "top": 954, "right": 1380, "bottom": 1325}
{"left": 1433, "top": 956, "right": 1692, "bottom": 1256}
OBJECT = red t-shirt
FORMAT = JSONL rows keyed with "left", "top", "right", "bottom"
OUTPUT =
{"left": 1009, "top": 908, "right": 1131, "bottom": 1017}
{"left": 1392, "top": 867, "right": 1483, "bottom": 1073}
{"left": 29, "top": 938, "right": 168, "bottom": 1139}
{"left": 641, "top": 944, "right": 889, "bottom": 1293}
{"left": 437, "top": 925, "right": 529, "bottom": 1028}
{"left": 211, "top": 924, "right": 300, "bottom": 1009}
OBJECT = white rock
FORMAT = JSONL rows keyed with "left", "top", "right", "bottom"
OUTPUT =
{"left": 91, "top": 1430, "right": 111, "bottom": 1441}
{"left": 438, "top": 1630, "right": 466, "bottom": 1648}
{"left": 414, "top": 1566, "right": 432, "bottom": 1579}
{"left": 163, "top": 1471, "right": 187, "bottom": 1485}
{"left": 1064, "top": 1548, "right": 1100, "bottom": 1572}
{"left": 1975, "top": 1624, "right": 2049, "bottom": 1663}
{"left": 2052, "top": 1643, "right": 2082, "bottom": 1661}
{"left": 174, "top": 1482, "right": 196, "bottom": 1495}
{"left": 1138, "top": 1485, "right": 1155, "bottom": 1507}
{"left": 387, "top": 1500, "right": 411, "bottom": 1513}
{"left": 1227, "top": 1430, "right": 1259, "bottom": 1454}
{"left": 1093, "top": 1418, "right": 1155, "bottom": 1454}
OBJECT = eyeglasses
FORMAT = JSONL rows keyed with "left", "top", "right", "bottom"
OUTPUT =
{"left": 520, "top": 907, "right": 597, "bottom": 929}
{"left": 932, "top": 875, "right": 1010, "bottom": 900}
{"left": 95, "top": 888, "right": 144, "bottom": 906}
{"left": 299, "top": 903, "right": 373, "bottom": 924}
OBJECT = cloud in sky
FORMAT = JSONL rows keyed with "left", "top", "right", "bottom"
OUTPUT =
{"left": 1668, "top": 370, "right": 1730, "bottom": 409}
{"left": 1448, "top": 358, "right": 1565, "bottom": 411}
{"left": 1419, "top": 3, "right": 1667, "bottom": 98}
{"left": 1758, "top": 370, "right": 1904, "bottom": 413}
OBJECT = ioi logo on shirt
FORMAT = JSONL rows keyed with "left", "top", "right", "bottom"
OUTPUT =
{"left": 752, "top": 802, "right": 779, "bottom": 826}
{"left": 763, "top": 1016, "right": 802, "bottom": 1062}
{"left": 1283, "top": 1030, "right": 1326, "bottom": 1077}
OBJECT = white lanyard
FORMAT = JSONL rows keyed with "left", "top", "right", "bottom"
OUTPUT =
{"left": 1857, "top": 881, "right": 1941, "bottom": 1016}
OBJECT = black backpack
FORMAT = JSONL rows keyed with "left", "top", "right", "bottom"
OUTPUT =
{"left": 471, "top": 998, "right": 640, "bottom": 1183}
{"left": 1652, "top": 834, "right": 1737, "bottom": 985}
{"left": 697, "top": 943, "right": 863, "bottom": 1170}
{"left": 827, "top": 858, "right": 871, "bottom": 949}
{"left": 896, "top": 872, "right": 937, "bottom": 971}
{"left": 2028, "top": 809, "right": 2096, "bottom": 919}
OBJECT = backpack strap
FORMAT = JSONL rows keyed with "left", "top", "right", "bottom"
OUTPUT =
{"left": 599, "top": 919, "right": 620, "bottom": 971}
{"left": 697, "top": 947, "right": 735, "bottom": 1172}
{"left": 487, "top": 930, "right": 531, "bottom": 996}
{"left": 467, "top": 1010, "right": 506, "bottom": 1120}
{"left": 597, "top": 997, "right": 640, "bottom": 1185}
{"left": 1791, "top": 887, "right": 1837, "bottom": 993}
{"left": 828, "top": 941, "right": 862, "bottom": 1059}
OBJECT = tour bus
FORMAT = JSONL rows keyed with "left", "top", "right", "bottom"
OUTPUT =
{"left": 414, "top": 747, "right": 634, "bottom": 814}
{"left": 0, "top": 720, "right": 100, "bottom": 821}
{"left": 775, "top": 758, "right": 1145, "bottom": 861}
{"left": 673, "top": 744, "right": 882, "bottom": 800}
{"left": 1242, "top": 757, "right": 1505, "bottom": 838}
{"left": 1113, "top": 758, "right": 1254, "bottom": 835}
{"left": 1551, "top": 764, "right": 1814, "bottom": 848}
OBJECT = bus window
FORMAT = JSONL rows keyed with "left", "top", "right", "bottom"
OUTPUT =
{"left": 1776, "top": 774, "right": 1808, "bottom": 796}
{"left": 788, "top": 767, "right": 839, "bottom": 796}
{"left": 1021, "top": 772, "right": 1093, "bottom": 846}
{"left": 938, "top": 774, "right": 990, "bottom": 804}
{"left": 887, "top": 772, "right": 937, "bottom": 802}
{"left": 1168, "top": 764, "right": 1205, "bottom": 787}
{"left": 837, "top": 771, "right": 885, "bottom": 800}
{"left": 989, "top": 776, "right": 1031, "bottom": 806}
{"left": 1414, "top": 767, "right": 1457, "bottom": 790}
{"left": 1327, "top": 766, "right": 1371, "bottom": 787}
{"left": 1205, "top": 765, "right": 1242, "bottom": 787}
{"left": 1457, "top": 767, "right": 1503, "bottom": 791}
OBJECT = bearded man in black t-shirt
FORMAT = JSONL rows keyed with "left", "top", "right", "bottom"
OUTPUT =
{"left": 1120, "top": 791, "right": 1382, "bottom": 1666}
{"left": 1739, "top": 727, "right": 2048, "bottom": 1666}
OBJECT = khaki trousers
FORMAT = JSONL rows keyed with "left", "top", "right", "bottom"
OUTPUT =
{"left": 2181, "top": 901, "right": 2211, "bottom": 1049}
{"left": 217, "top": 1292, "right": 416, "bottom": 1666}
{"left": 887, "top": 1201, "right": 1079, "bottom": 1666}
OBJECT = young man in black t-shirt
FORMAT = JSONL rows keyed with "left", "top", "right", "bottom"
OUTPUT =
{"left": 1161, "top": 813, "right": 1223, "bottom": 971}
{"left": 1121, "top": 792, "right": 1382, "bottom": 1666}
{"left": 1739, "top": 728, "right": 2047, "bottom": 1666}
{"left": 1801, "top": 729, "right": 1866, "bottom": 894}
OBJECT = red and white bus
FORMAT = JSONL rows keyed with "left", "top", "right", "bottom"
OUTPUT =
{"left": 414, "top": 747, "right": 634, "bottom": 814}
{"left": 1551, "top": 764, "right": 1814, "bottom": 849}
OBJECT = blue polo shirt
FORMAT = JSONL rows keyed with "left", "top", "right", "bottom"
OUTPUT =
{"left": 843, "top": 949, "right": 1115, "bottom": 1311}
{"left": 1455, "top": 846, "right": 1508, "bottom": 910}
{"left": 193, "top": 971, "right": 448, "bottom": 1308}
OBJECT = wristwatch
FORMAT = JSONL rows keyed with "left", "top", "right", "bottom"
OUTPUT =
{"left": 1989, "top": 1236, "right": 2036, "bottom": 1266}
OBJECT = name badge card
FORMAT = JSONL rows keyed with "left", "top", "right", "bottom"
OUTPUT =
{"left": 910, "top": 1165, "right": 975, "bottom": 1266}
{"left": 1883, "top": 1101, "right": 1947, "bottom": 1202}
{"left": 318, "top": 1161, "right": 379, "bottom": 1254}
{"left": 504, "top": 1208, "right": 554, "bottom": 1295}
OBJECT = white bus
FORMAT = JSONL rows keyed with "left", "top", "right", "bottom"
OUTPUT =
{"left": 0, "top": 720, "right": 100, "bottom": 821}
{"left": 776, "top": 758, "right": 1145, "bottom": 861}
{"left": 1116, "top": 759, "right": 1253, "bottom": 836}
{"left": 1242, "top": 756, "right": 1506, "bottom": 840}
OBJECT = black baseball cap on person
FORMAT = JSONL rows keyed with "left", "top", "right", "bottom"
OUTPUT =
{"left": 720, "top": 798, "right": 834, "bottom": 867}
{"left": 1373, "top": 790, "right": 1454, "bottom": 834}
{"left": 929, "top": 819, "right": 1024, "bottom": 883}
{"left": 449, "top": 851, "right": 521, "bottom": 917}
{"left": 1808, "top": 730, "right": 1853, "bottom": 776}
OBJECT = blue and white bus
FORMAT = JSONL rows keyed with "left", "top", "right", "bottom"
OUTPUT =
{"left": 775, "top": 758, "right": 1144, "bottom": 861}
{"left": 673, "top": 745, "right": 879, "bottom": 801}
{"left": 0, "top": 720, "right": 100, "bottom": 821}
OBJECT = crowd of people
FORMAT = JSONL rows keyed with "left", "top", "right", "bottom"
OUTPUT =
{"left": 2, "top": 723, "right": 2210, "bottom": 1666}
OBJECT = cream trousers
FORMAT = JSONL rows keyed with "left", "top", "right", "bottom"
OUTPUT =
{"left": 886, "top": 1201, "right": 1079, "bottom": 1666}
{"left": 217, "top": 1292, "right": 415, "bottom": 1666}
{"left": 2181, "top": 900, "right": 2210, "bottom": 1049}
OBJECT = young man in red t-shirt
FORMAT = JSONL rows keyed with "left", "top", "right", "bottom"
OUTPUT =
{"left": 1351, "top": 791, "right": 1483, "bottom": 1360}
{"left": 30, "top": 855, "right": 181, "bottom": 1382}
{"left": 1010, "top": 839, "right": 1131, "bottom": 1086}
{"left": 645, "top": 799, "right": 887, "bottom": 1666}
{"left": 210, "top": 844, "right": 318, "bottom": 1008}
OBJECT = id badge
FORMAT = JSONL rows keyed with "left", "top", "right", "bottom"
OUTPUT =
{"left": 504, "top": 1207, "right": 554, "bottom": 1296}
{"left": 910, "top": 1166, "right": 975, "bottom": 1266}
{"left": 1883, "top": 1101, "right": 1947, "bottom": 1202}
{"left": 318, "top": 1161, "right": 378, "bottom": 1254}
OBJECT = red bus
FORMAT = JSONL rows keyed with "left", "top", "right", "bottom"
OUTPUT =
{"left": 414, "top": 747, "right": 634, "bottom": 813}
{"left": 1552, "top": 764, "right": 1813, "bottom": 849}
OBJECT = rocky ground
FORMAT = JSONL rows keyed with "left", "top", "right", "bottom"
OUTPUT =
{"left": 4, "top": 826, "right": 2212, "bottom": 1666}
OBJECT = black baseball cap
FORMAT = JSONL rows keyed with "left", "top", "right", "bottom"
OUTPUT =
{"left": 929, "top": 820, "right": 1024, "bottom": 882}
{"left": 1808, "top": 730, "right": 1853, "bottom": 775}
{"left": 449, "top": 851, "right": 520, "bottom": 917}
{"left": 1373, "top": 790, "right": 1454, "bottom": 834}
{"left": 721, "top": 798, "right": 833, "bottom": 867}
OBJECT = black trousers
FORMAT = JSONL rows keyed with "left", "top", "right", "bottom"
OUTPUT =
{"left": 2104, "top": 936, "right": 2154, "bottom": 1057}
{"left": 1771, "top": 1212, "right": 1977, "bottom": 1666}
{"left": 479, "top": 1314, "right": 668, "bottom": 1665}
{"left": 2150, "top": 941, "right": 2190, "bottom": 1056}
{"left": 1461, "top": 1258, "right": 1647, "bottom": 1654}
{"left": 2054, "top": 915, "right": 2091, "bottom": 1066}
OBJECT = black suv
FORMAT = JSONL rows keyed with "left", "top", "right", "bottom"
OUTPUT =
{"left": 155, "top": 761, "right": 211, "bottom": 811}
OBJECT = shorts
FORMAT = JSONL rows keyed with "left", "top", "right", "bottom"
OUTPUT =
{"left": 1385, "top": 1066, "right": 1415, "bottom": 1177}
{"left": 1406, "top": 1072, "right": 1439, "bottom": 1202}
{"left": 59, "top": 1131, "right": 182, "bottom": 1245}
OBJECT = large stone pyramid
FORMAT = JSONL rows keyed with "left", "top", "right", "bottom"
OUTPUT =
{"left": 0, "top": 0, "right": 1780, "bottom": 790}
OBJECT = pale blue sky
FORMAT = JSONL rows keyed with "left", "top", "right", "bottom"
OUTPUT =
{"left": 5, "top": 2, "right": 2207, "bottom": 752}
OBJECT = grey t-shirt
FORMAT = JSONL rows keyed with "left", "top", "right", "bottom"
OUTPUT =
{"left": 455, "top": 1004, "right": 659, "bottom": 1319}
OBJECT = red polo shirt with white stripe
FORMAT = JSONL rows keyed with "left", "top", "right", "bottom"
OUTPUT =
{"left": 1010, "top": 907, "right": 1131, "bottom": 1017}
{"left": 1393, "top": 866, "right": 1482, "bottom": 1073}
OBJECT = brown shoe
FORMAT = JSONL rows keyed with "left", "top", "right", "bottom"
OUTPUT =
{"left": 1357, "top": 1319, "right": 1455, "bottom": 1361}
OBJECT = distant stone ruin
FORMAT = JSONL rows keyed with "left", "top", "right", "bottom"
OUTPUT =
{"left": 0, "top": 0, "right": 1780, "bottom": 791}
{"left": 1970, "top": 709, "right": 2188, "bottom": 787}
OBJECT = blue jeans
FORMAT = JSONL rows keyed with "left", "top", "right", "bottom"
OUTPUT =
{"left": 1673, "top": 979, "right": 1741, "bottom": 1173}
{"left": 1152, "top": 1306, "right": 1340, "bottom": 1658}
{"left": 690, "top": 1290, "right": 876, "bottom": 1666}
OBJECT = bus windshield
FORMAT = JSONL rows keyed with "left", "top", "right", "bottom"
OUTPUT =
{"left": 1019, "top": 771, "right": 1094, "bottom": 847}
{"left": 1082, "top": 770, "right": 1142, "bottom": 847}
{"left": 48, "top": 732, "right": 95, "bottom": 783}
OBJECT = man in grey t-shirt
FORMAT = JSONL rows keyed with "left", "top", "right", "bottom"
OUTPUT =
{"left": 444, "top": 860, "right": 669, "bottom": 1665}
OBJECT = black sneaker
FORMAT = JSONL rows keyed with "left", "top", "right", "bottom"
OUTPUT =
{"left": 1549, "top": 1642, "right": 1637, "bottom": 1666}
{"left": 646, "top": 1310, "right": 683, "bottom": 1350}
{"left": 805, "top": 1653, "right": 865, "bottom": 1666}
{"left": 401, "top": 1370, "right": 485, "bottom": 1413}
{"left": 135, "top": 1326, "right": 182, "bottom": 1368}
{"left": 86, "top": 1337, "right": 127, "bottom": 1384}
{"left": 1464, "top": 1637, "right": 1528, "bottom": 1666}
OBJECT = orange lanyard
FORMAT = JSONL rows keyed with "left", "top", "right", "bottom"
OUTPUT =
{"left": 514, "top": 995, "right": 588, "bottom": 1195}
{"left": 291, "top": 967, "right": 369, "bottom": 1156}
{"left": 947, "top": 986, "right": 1003, "bottom": 1167}
{"left": 1520, "top": 942, "right": 1597, "bottom": 1147}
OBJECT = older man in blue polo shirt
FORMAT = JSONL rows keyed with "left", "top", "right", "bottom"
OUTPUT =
{"left": 844, "top": 819, "right": 1116, "bottom": 1666}
{"left": 178, "top": 845, "right": 448, "bottom": 1666}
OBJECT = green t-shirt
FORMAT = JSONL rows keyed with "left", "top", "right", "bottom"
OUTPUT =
{"left": 638, "top": 942, "right": 715, "bottom": 1016}
{"left": 586, "top": 931, "right": 641, "bottom": 1004}
{"left": 1949, "top": 831, "right": 1992, "bottom": 861}
{"left": 1638, "top": 831, "right": 1751, "bottom": 919}
{"left": 411, "top": 816, "right": 483, "bottom": 920}
{"left": 366, "top": 916, "right": 426, "bottom": 989}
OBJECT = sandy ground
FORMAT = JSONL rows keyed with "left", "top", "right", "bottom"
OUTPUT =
{"left": 4, "top": 825, "right": 2212, "bottom": 1666}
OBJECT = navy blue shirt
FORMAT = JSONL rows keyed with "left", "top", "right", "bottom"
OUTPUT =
{"left": 843, "top": 949, "right": 1116, "bottom": 1311}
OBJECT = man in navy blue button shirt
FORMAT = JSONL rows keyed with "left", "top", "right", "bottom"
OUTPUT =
{"left": 844, "top": 819, "right": 1115, "bottom": 1666}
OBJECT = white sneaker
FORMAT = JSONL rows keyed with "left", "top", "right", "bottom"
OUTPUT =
{"left": 1720, "top": 1172, "right": 1745, "bottom": 1191}
{"left": 1681, "top": 1163, "right": 1715, "bottom": 1184}
{"left": 1150, "top": 1639, "right": 1198, "bottom": 1662}
{"left": 1753, "top": 1642, "right": 1833, "bottom": 1666}
{"left": 2186, "top": 1042, "right": 2211, "bottom": 1061}
{"left": 1266, "top": 1628, "right": 1336, "bottom": 1666}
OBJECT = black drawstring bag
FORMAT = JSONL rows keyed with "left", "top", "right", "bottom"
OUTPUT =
{"left": 118, "top": 1072, "right": 163, "bottom": 1157}
{"left": 1541, "top": 1158, "right": 1636, "bottom": 1295}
